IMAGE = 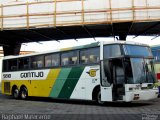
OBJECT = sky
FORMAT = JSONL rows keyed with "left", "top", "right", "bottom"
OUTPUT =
{"left": 20, "top": 35, "right": 160, "bottom": 52}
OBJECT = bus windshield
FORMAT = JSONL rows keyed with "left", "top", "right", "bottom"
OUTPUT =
{"left": 123, "top": 45, "right": 152, "bottom": 57}
{"left": 126, "top": 58, "right": 156, "bottom": 84}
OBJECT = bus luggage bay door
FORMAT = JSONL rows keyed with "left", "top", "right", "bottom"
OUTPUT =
{"left": 101, "top": 86, "right": 112, "bottom": 102}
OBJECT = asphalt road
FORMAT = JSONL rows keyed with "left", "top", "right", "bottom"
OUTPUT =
{"left": 0, "top": 94, "right": 160, "bottom": 120}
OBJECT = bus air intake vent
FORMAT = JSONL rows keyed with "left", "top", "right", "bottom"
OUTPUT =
{"left": 4, "top": 82, "right": 10, "bottom": 93}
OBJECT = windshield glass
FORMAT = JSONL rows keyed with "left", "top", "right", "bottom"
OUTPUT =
{"left": 144, "top": 59, "right": 156, "bottom": 83}
{"left": 123, "top": 45, "right": 152, "bottom": 57}
{"left": 129, "top": 58, "right": 155, "bottom": 84}
{"left": 124, "top": 58, "right": 134, "bottom": 84}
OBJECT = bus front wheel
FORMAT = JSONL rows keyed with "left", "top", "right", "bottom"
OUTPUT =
{"left": 97, "top": 91, "right": 104, "bottom": 105}
{"left": 20, "top": 87, "right": 28, "bottom": 99}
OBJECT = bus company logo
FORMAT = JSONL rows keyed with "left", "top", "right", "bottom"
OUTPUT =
{"left": 86, "top": 69, "right": 99, "bottom": 77}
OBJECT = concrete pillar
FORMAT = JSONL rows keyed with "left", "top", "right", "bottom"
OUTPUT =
{"left": 3, "top": 43, "right": 21, "bottom": 56}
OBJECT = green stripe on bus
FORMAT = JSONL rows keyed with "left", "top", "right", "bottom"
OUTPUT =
{"left": 58, "top": 67, "right": 84, "bottom": 99}
{"left": 49, "top": 68, "right": 72, "bottom": 98}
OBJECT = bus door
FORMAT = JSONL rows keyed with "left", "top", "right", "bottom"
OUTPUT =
{"left": 101, "top": 58, "right": 125, "bottom": 101}
{"left": 111, "top": 58, "right": 125, "bottom": 101}
{"left": 100, "top": 59, "right": 113, "bottom": 101}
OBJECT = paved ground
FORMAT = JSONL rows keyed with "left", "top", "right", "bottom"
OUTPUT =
{"left": 0, "top": 94, "right": 160, "bottom": 120}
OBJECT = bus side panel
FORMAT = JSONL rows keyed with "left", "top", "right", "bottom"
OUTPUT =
{"left": 2, "top": 65, "right": 100, "bottom": 100}
{"left": 57, "top": 67, "right": 85, "bottom": 99}
{"left": 29, "top": 68, "right": 61, "bottom": 97}
{"left": 1, "top": 69, "right": 61, "bottom": 97}
{"left": 49, "top": 68, "right": 72, "bottom": 98}
{"left": 70, "top": 65, "right": 100, "bottom": 100}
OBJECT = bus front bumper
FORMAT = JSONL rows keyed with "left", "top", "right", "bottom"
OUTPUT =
{"left": 124, "top": 89, "right": 159, "bottom": 102}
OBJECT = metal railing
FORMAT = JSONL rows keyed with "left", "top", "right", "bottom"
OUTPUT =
{"left": 0, "top": 0, "right": 160, "bottom": 30}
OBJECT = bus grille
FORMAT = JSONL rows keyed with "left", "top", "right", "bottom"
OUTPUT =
{"left": 4, "top": 82, "right": 10, "bottom": 93}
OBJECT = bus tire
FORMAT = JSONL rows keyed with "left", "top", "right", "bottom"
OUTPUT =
{"left": 20, "top": 87, "right": 28, "bottom": 100}
{"left": 96, "top": 91, "right": 104, "bottom": 105}
{"left": 12, "top": 88, "right": 19, "bottom": 99}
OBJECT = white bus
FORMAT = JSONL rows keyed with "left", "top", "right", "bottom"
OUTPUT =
{"left": 1, "top": 41, "right": 159, "bottom": 104}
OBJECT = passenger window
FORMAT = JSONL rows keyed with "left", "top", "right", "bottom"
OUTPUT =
{"left": 80, "top": 47, "right": 100, "bottom": 64}
{"left": 52, "top": 54, "right": 60, "bottom": 66}
{"left": 45, "top": 54, "right": 60, "bottom": 67}
{"left": 45, "top": 55, "right": 52, "bottom": 67}
{"left": 8, "top": 59, "right": 18, "bottom": 71}
{"left": 18, "top": 58, "right": 30, "bottom": 70}
{"left": 3, "top": 60, "right": 8, "bottom": 72}
{"left": 31, "top": 56, "right": 44, "bottom": 69}
{"left": 61, "top": 51, "right": 78, "bottom": 66}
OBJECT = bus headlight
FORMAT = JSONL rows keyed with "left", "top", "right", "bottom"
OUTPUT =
{"left": 129, "top": 88, "right": 133, "bottom": 91}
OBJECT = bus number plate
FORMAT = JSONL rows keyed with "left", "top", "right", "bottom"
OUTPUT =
{"left": 3, "top": 74, "right": 11, "bottom": 78}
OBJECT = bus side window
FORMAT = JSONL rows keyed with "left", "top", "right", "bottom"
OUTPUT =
{"left": 3, "top": 60, "right": 8, "bottom": 72}
{"left": 32, "top": 61, "right": 37, "bottom": 68}
{"left": 45, "top": 54, "right": 60, "bottom": 67}
{"left": 72, "top": 57, "right": 78, "bottom": 64}
{"left": 31, "top": 55, "right": 44, "bottom": 69}
{"left": 90, "top": 55, "right": 99, "bottom": 63}
{"left": 45, "top": 55, "right": 52, "bottom": 67}
{"left": 61, "top": 51, "right": 78, "bottom": 66}
{"left": 62, "top": 58, "right": 69, "bottom": 66}
{"left": 80, "top": 47, "right": 100, "bottom": 64}
{"left": 51, "top": 54, "right": 60, "bottom": 67}
{"left": 37, "top": 61, "right": 43, "bottom": 68}
{"left": 81, "top": 56, "right": 88, "bottom": 64}
{"left": 18, "top": 57, "right": 30, "bottom": 70}
{"left": 8, "top": 59, "right": 18, "bottom": 71}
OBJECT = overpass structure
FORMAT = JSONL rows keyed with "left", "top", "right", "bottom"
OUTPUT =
{"left": 0, "top": 0, "right": 160, "bottom": 55}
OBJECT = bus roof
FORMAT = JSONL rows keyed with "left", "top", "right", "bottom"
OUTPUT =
{"left": 103, "top": 41, "right": 148, "bottom": 46}
{"left": 3, "top": 41, "right": 149, "bottom": 60}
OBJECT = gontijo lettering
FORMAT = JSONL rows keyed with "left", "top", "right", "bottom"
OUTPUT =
{"left": 20, "top": 72, "right": 44, "bottom": 78}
